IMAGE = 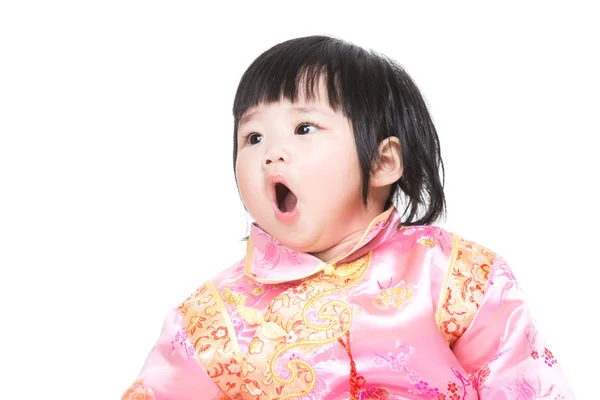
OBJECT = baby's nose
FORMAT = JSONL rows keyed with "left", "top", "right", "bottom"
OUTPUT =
{"left": 263, "top": 146, "right": 290, "bottom": 166}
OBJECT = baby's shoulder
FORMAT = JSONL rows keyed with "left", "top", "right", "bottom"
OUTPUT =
{"left": 409, "top": 227, "right": 500, "bottom": 345}
{"left": 394, "top": 224, "right": 498, "bottom": 263}
{"left": 176, "top": 255, "right": 248, "bottom": 311}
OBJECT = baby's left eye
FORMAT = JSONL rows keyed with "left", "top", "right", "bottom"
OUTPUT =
{"left": 295, "top": 123, "right": 318, "bottom": 135}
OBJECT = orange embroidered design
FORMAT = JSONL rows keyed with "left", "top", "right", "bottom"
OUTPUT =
{"left": 417, "top": 236, "right": 436, "bottom": 248}
{"left": 237, "top": 305, "right": 264, "bottom": 325}
{"left": 222, "top": 287, "right": 246, "bottom": 306}
{"left": 435, "top": 234, "right": 495, "bottom": 346}
{"left": 248, "top": 337, "right": 264, "bottom": 354}
{"left": 121, "top": 378, "right": 155, "bottom": 400}
{"left": 254, "top": 252, "right": 372, "bottom": 400}
{"left": 178, "top": 253, "right": 372, "bottom": 399}
{"left": 177, "top": 282, "right": 243, "bottom": 397}
{"left": 221, "top": 287, "right": 265, "bottom": 326}
{"left": 373, "top": 279, "right": 415, "bottom": 310}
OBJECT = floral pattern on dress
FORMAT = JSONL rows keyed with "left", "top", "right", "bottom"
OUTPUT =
{"left": 468, "top": 349, "right": 510, "bottom": 391}
{"left": 373, "top": 340, "right": 469, "bottom": 399}
{"left": 435, "top": 235, "right": 495, "bottom": 346}
{"left": 178, "top": 253, "right": 373, "bottom": 400}
{"left": 501, "top": 376, "right": 557, "bottom": 400}
{"left": 488, "top": 254, "right": 519, "bottom": 306}
{"left": 123, "top": 208, "right": 575, "bottom": 399}
{"left": 170, "top": 327, "right": 195, "bottom": 359}
{"left": 250, "top": 254, "right": 372, "bottom": 399}
{"left": 399, "top": 226, "right": 453, "bottom": 252}
{"left": 356, "top": 386, "right": 392, "bottom": 400}
{"left": 373, "top": 278, "right": 415, "bottom": 310}
{"left": 176, "top": 283, "right": 244, "bottom": 397}
{"left": 530, "top": 347, "right": 558, "bottom": 367}
{"left": 121, "top": 378, "right": 155, "bottom": 400}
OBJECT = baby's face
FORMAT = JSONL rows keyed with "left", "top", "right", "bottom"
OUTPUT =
{"left": 235, "top": 86, "right": 366, "bottom": 256}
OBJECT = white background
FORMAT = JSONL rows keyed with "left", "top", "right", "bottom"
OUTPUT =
{"left": 1, "top": 1, "right": 598, "bottom": 399}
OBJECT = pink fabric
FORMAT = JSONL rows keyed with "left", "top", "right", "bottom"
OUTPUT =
{"left": 125, "top": 209, "right": 574, "bottom": 399}
{"left": 123, "top": 309, "right": 221, "bottom": 400}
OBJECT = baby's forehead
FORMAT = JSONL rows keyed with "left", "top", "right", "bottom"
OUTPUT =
{"left": 241, "top": 95, "right": 338, "bottom": 120}
{"left": 237, "top": 73, "right": 348, "bottom": 126}
{"left": 256, "top": 96, "right": 330, "bottom": 111}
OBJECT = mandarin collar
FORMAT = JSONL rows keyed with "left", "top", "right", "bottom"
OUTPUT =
{"left": 243, "top": 207, "right": 400, "bottom": 284}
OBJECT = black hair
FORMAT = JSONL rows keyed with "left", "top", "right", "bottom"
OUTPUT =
{"left": 232, "top": 35, "right": 446, "bottom": 226}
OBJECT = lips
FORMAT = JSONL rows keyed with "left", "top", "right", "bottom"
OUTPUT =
{"left": 268, "top": 175, "right": 299, "bottom": 223}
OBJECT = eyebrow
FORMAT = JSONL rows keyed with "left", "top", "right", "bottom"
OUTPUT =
{"left": 239, "top": 110, "right": 259, "bottom": 126}
{"left": 238, "top": 105, "right": 334, "bottom": 126}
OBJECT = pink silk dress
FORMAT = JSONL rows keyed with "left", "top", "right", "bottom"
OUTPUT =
{"left": 122, "top": 207, "right": 575, "bottom": 399}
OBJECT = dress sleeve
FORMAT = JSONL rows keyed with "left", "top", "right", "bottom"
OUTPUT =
{"left": 451, "top": 254, "right": 576, "bottom": 398}
{"left": 121, "top": 308, "right": 221, "bottom": 400}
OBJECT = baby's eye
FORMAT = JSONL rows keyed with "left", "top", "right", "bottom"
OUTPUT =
{"left": 295, "top": 123, "right": 318, "bottom": 135}
{"left": 247, "top": 133, "right": 263, "bottom": 145}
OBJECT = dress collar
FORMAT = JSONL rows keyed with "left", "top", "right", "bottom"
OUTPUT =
{"left": 243, "top": 207, "right": 400, "bottom": 284}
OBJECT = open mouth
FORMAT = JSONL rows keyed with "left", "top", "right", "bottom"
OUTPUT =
{"left": 275, "top": 182, "right": 298, "bottom": 213}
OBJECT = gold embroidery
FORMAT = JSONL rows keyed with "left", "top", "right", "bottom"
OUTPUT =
{"left": 248, "top": 337, "right": 264, "bottom": 354}
{"left": 261, "top": 321, "right": 287, "bottom": 340}
{"left": 417, "top": 236, "right": 435, "bottom": 248}
{"left": 237, "top": 305, "right": 265, "bottom": 325}
{"left": 264, "top": 252, "right": 372, "bottom": 399}
{"left": 177, "top": 281, "right": 243, "bottom": 396}
{"left": 222, "top": 287, "right": 246, "bottom": 306}
{"left": 252, "top": 286, "right": 265, "bottom": 296}
{"left": 220, "top": 286, "right": 265, "bottom": 326}
{"left": 244, "top": 206, "right": 393, "bottom": 284}
{"left": 331, "top": 261, "right": 364, "bottom": 277}
{"left": 180, "top": 253, "right": 372, "bottom": 399}
{"left": 373, "top": 282, "right": 415, "bottom": 310}
{"left": 435, "top": 234, "right": 495, "bottom": 346}
{"left": 121, "top": 378, "right": 155, "bottom": 400}
{"left": 323, "top": 263, "right": 335, "bottom": 276}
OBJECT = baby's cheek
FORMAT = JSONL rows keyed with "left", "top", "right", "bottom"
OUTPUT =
{"left": 236, "top": 173, "right": 261, "bottom": 213}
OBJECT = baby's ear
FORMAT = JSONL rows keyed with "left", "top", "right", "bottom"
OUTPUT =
{"left": 371, "top": 136, "right": 403, "bottom": 188}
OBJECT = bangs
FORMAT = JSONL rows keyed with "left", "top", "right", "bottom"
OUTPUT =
{"left": 232, "top": 36, "right": 361, "bottom": 125}
{"left": 235, "top": 65, "right": 342, "bottom": 119}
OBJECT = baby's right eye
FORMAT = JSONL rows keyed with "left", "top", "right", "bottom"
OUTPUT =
{"left": 247, "top": 133, "right": 263, "bottom": 145}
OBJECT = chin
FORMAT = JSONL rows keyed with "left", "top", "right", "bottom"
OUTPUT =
{"left": 273, "top": 230, "right": 318, "bottom": 253}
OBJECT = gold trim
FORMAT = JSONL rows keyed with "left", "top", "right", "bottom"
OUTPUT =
{"left": 246, "top": 268, "right": 326, "bottom": 285}
{"left": 435, "top": 232, "right": 460, "bottom": 323}
{"left": 204, "top": 281, "right": 243, "bottom": 362}
{"left": 243, "top": 236, "right": 254, "bottom": 277}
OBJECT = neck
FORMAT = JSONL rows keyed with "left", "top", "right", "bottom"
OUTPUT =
{"left": 309, "top": 229, "right": 367, "bottom": 262}
{"left": 310, "top": 202, "right": 387, "bottom": 263}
